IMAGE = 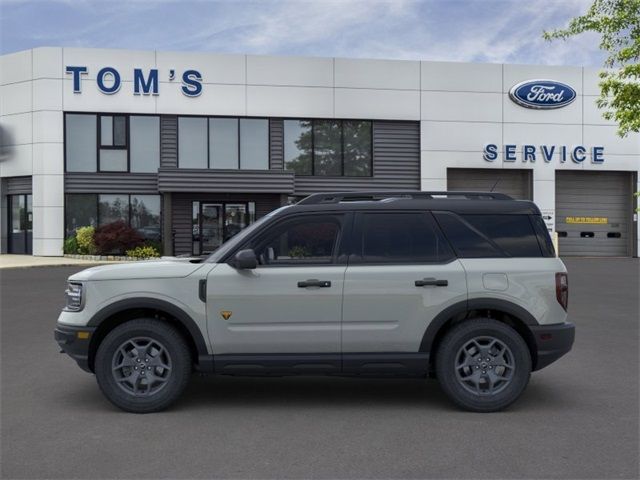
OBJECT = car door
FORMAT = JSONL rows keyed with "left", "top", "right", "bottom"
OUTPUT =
{"left": 342, "top": 211, "right": 467, "bottom": 357}
{"left": 206, "top": 212, "right": 350, "bottom": 360}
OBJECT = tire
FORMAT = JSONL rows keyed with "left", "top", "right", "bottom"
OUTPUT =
{"left": 95, "top": 318, "right": 192, "bottom": 413}
{"left": 435, "top": 318, "right": 531, "bottom": 412}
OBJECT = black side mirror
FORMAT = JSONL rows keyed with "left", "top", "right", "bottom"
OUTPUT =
{"left": 232, "top": 249, "right": 257, "bottom": 270}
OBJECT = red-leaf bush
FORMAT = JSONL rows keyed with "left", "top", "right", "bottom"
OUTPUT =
{"left": 94, "top": 221, "right": 144, "bottom": 255}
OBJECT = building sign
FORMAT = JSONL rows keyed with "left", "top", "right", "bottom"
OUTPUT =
{"left": 565, "top": 216, "right": 608, "bottom": 224}
{"left": 483, "top": 144, "right": 604, "bottom": 164}
{"left": 65, "top": 66, "right": 203, "bottom": 97}
{"left": 509, "top": 79, "right": 577, "bottom": 109}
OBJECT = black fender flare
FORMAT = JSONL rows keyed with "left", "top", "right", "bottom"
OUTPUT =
{"left": 87, "top": 297, "right": 209, "bottom": 358}
{"left": 419, "top": 298, "right": 539, "bottom": 353}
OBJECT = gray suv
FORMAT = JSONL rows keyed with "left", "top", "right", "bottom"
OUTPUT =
{"left": 55, "top": 191, "right": 575, "bottom": 413}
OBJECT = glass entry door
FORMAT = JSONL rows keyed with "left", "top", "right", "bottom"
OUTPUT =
{"left": 8, "top": 194, "right": 32, "bottom": 254}
{"left": 201, "top": 203, "right": 223, "bottom": 254}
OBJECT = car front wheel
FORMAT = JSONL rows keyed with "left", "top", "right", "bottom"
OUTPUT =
{"left": 95, "top": 319, "right": 192, "bottom": 413}
{"left": 435, "top": 318, "right": 532, "bottom": 412}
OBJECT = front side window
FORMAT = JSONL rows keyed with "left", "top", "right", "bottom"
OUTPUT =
{"left": 356, "top": 212, "right": 454, "bottom": 264}
{"left": 252, "top": 215, "right": 342, "bottom": 266}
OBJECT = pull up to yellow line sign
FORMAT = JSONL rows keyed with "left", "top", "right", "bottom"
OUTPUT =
{"left": 565, "top": 217, "right": 608, "bottom": 224}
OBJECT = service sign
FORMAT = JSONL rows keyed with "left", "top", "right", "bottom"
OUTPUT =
{"left": 509, "top": 79, "right": 577, "bottom": 109}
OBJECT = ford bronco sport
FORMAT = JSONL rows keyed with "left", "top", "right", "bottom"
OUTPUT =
{"left": 55, "top": 191, "right": 575, "bottom": 413}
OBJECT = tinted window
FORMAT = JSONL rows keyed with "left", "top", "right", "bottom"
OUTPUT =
{"left": 240, "top": 119, "right": 268, "bottom": 170}
{"left": 313, "top": 120, "right": 341, "bottom": 175}
{"left": 253, "top": 216, "right": 342, "bottom": 265}
{"left": 434, "top": 212, "right": 504, "bottom": 258}
{"left": 131, "top": 195, "right": 161, "bottom": 241}
{"left": 65, "top": 114, "right": 97, "bottom": 172}
{"left": 284, "top": 120, "right": 312, "bottom": 175}
{"left": 343, "top": 121, "right": 371, "bottom": 176}
{"left": 358, "top": 213, "right": 454, "bottom": 263}
{"left": 65, "top": 194, "right": 97, "bottom": 236}
{"left": 462, "top": 215, "right": 542, "bottom": 257}
{"left": 98, "top": 195, "right": 130, "bottom": 226}
{"left": 130, "top": 116, "right": 160, "bottom": 172}
{"left": 530, "top": 215, "right": 556, "bottom": 257}
{"left": 178, "top": 117, "right": 208, "bottom": 168}
{"left": 210, "top": 118, "right": 238, "bottom": 169}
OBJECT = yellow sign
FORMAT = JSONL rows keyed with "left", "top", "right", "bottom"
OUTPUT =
{"left": 565, "top": 216, "right": 608, "bottom": 224}
{"left": 220, "top": 310, "right": 233, "bottom": 320}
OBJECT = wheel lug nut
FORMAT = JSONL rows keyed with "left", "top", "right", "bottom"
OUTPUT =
{"left": 482, "top": 370, "right": 486, "bottom": 374}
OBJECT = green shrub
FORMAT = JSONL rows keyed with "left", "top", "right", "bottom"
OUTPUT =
{"left": 63, "top": 236, "right": 79, "bottom": 254}
{"left": 76, "top": 226, "right": 96, "bottom": 255}
{"left": 126, "top": 245, "right": 161, "bottom": 259}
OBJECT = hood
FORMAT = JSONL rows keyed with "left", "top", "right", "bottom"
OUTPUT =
{"left": 69, "top": 257, "right": 209, "bottom": 282}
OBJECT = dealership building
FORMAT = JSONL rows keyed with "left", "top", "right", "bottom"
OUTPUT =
{"left": 1, "top": 47, "right": 638, "bottom": 257}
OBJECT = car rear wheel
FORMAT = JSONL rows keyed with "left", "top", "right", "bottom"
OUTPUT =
{"left": 95, "top": 319, "right": 191, "bottom": 413}
{"left": 435, "top": 318, "right": 531, "bottom": 412}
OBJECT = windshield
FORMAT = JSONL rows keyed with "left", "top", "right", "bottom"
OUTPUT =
{"left": 204, "top": 205, "right": 292, "bottom": 263}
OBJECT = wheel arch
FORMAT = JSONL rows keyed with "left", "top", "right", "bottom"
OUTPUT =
{"left": 421, "top": 299, "right": 539, "bottom": 372}
{"left": 86, "top": 298, "right": 211, "bottom": 373}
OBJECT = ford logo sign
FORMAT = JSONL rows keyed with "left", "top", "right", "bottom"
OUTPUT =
{"left": 509, "top": 79, "right": 577, "bottom": 109}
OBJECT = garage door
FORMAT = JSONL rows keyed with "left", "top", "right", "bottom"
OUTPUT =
{"left": 447, "top": 169, "right": 532, "bottom": 200}
{"left": 556, "top": 171, "right": 634, "bottom": 257}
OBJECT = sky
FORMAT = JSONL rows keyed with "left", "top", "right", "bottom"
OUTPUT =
{"left": 0, "top": 0, "right": 606, "bottom": 66}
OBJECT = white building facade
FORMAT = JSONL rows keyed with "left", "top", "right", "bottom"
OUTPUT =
{"left": 1, "top": 47, "right": 638, "bottom": 257}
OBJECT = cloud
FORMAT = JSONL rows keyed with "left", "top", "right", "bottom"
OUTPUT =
{"left": 0, "top": 0, "right": 606, "bottom": 66}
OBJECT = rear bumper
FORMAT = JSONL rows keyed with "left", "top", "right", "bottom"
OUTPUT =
{"left": 54, "top": 324, "right": 96, "bottom": 373}
{"left": 530, "top": 322, "right": 575, "bottom": 371}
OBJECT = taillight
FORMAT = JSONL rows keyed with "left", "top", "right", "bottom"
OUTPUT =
{"left": 556, "top": 272, "right": 568, "bottom": 311}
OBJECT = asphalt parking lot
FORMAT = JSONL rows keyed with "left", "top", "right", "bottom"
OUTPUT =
{"left": 1, "top": 258, "right": 638, "bottom": 479}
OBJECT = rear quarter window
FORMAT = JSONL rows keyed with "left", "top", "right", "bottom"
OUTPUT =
{"left": 434, "top": 212, "right": 544, "bottom": 258}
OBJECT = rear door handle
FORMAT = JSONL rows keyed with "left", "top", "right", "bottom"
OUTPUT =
{"left": 415, "top": 278, "right": 448, "bottom": 287}
{"left": 298, "top": 279, "right": 332, "bottom": 288}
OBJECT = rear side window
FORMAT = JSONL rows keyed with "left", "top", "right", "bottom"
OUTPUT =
{"left": 355, "top": 212, "right": 454, "bottom": 263}
{"left": 433, "top": 212, "right": 504, "bottom": 258}
{"left": 530, "top": 215, "right": 556, "bottom": 257}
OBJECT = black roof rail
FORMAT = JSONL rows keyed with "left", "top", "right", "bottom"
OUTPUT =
{"left": 297, "top": 191, "right": 513, "bottom": 205}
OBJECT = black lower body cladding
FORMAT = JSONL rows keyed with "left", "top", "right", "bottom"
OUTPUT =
{"left": 54, "top": 324, "right": 97, "bottom": 372}
{"left": 530, "top": 322, "right": 575, "bottom": 371}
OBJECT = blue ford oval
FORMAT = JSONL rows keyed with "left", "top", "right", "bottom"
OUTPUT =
{"left": 509, "top": 79, "right": 577, "bottom": 109}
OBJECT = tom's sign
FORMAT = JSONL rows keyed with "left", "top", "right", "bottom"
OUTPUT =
{"left": 65, "top": 66, "right": 203, "bottom": 97}
{"left": 509, "top": 79, "right": 576, "bottom": 109}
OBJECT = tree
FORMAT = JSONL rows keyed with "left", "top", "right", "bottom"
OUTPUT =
{"left": 543, "top": 0, "right": 640, "bottom": 137}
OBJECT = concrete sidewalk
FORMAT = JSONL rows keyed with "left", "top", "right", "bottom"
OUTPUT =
{"left": 0, "top": 254, "right": 111, "bottom": 269}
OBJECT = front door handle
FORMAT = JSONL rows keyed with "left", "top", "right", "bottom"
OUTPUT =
{"left": 415, "top": 278, "right": 448, "bottom": 287}
{"left": 298, "top": 279, "right": 332, "bottom": 288}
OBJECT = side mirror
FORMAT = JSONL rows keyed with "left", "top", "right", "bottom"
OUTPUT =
{"left": 232, "top": 249, "right": 257, "bottom": 270}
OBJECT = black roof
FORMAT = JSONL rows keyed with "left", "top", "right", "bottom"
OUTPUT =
{"left": 285, "top": 191, "right": 541, "bottom": 215}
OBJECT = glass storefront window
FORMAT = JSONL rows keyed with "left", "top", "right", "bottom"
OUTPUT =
{"left": 98, "top": 195, "right": 129, "bottom": 226}
{"left": 240, "top": 119, "right": 268, "bottom": 170}
{"left": 284, "top": 120, "right": 312, "bottom": 175}
{"left": 65, "top": 114, "right": 97, "bottom": 172}
{"left": 130, "top": 116, "right": 160, "bottom": 172}
{"left": 343, "top": 120, "right": 372, "bottom": 176}
{"left": 99, "top": 149, "right": 127, "bottom": 172}
{"left": 191, "top": 201, "right": 257, "bottom": 254}
{"left": 313, "top": 120, "right": 342, "bottom": 176}
{"left": 131, "top": 195, "right": 161, "bottom": 241}
{"left": 210, "top": 118, "right": 239, "bottom": 169}
{"left": 178, "top": 117, "right": 208, "bottom": 168}
{"left": 65, "top": 194, "right": 97, "bottom": 237}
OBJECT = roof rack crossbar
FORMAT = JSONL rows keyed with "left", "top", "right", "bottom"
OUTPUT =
{"left": 297, "top": 191, "right": 512, "bottom": 205}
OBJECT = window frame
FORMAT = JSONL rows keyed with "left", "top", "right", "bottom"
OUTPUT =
{"left": 97, "top": 114, "right": 129, "bottom": 172}
{"left": 64, "top": 112, "right": 161, "bottom": 174}
{"left": 229, "top": 212, "right": 352, "bottom": 268}
{"left": 283, "top": 118, "right": 373, "bottom": 177}
{"left": 349, "top": 210, "right": 456, "bottom": 266}
{"left": 177, "top": 115, "right": 271, "bottom": 170}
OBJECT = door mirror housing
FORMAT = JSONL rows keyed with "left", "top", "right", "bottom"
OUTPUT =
{"left": 232, "top": 249, "right": 258, "bottom": 270}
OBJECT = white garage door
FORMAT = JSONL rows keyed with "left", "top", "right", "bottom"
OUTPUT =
{"left": 555, "top": 171, "right": 634, "bottom": 257}
{"left": 447, "top": 169, "right": 532, "bottom": 200}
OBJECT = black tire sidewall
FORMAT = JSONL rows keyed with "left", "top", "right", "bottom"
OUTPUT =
{"left": 95, "top": 319, "right": 191, "bottom": 413}
{"left": 436, "top": 319, "right": 531, "bottom": 412}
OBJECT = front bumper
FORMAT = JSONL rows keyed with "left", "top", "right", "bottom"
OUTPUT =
{"left": 54, "top": 324, "right": 96, "bottom": 373}
{"left": 530, "top": 322, "right": 575, "bottom": 371}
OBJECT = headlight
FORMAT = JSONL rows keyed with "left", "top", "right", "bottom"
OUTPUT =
{"left": 64, "top": 282, "right": 84, "bottom": 312}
